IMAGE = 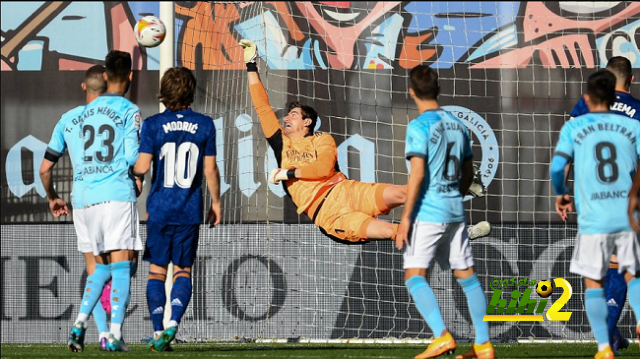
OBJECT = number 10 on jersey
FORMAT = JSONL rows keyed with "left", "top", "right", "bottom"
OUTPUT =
{"left": 160, "top": 142, "right": 199, "bottom": 188}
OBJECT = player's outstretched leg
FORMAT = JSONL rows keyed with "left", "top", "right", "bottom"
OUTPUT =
{"left": 406, "top": 275, "right": 456, "bottom": 358}
{"left": 84, "top": 253, "right": 111, "bottom": 350}
{"left": 147, "top": 270, "right": 168, "bottom": 350}
{"left": 106, "top": 260, "right": 131, "bottom": 351}
{"left": 454, "top": 271, "right": 494, "bottom": 359}
{"left": 68, "top": 262, "right": 111, "bottom": 352}
{"left": 151, "top": 269, "right": 192, "bottom": 351}
{"left": 94, "top": 283, "right": 110, "bottom": 351}
{"left": 585, "top": 286, "right": 613, "bottom": 359}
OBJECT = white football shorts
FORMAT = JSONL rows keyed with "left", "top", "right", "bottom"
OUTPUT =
{"left": 570, "top": 231, "right": 640, "bottom": 280}
{"left": 74, "top": 201, "right": 143, "bottom": 255}
{"left": 403, "top": 221, "right": 474, "bottom": 270}
{"left": 72, "top": 208, "right": 93, "bottom": 253}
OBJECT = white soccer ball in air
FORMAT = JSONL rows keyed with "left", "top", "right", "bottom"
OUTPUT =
{"left": 134, "top": 16, "right": 166, "bottom": 48}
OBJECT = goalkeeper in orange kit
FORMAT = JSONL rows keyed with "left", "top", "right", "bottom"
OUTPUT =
{"left": 240, "top": 39, "right": 490, "bottom": 244}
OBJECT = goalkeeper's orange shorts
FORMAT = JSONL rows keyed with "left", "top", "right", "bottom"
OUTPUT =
{"left": 311, "top": 179, "right": 390, "bottom": 243}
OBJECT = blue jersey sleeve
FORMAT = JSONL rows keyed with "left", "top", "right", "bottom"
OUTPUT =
{"left": 405, "top": 120, "right": 428, "bottom": 159}
{"left": 550, "top": 155, "right": 570, "bottom": 195}
{"left": 570, "top": 98, "right": 588, "bottom": 119}
{"left": 46, "top": 119, "right": 67, "bottom": 157}
{"left": 204, "top": 119, "right": 217, "bottom": 156}
{"left": 139, "top": 118, "right": 155, "bottom": 155}
{"left": 123, "top": 108, "right": 141, "bottom": 166}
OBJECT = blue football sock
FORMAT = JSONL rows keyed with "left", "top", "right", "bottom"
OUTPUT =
{"left": 604, "top": 268, "right": 627, "bottom": 343}
{"left": 110, "top": 261, "right": 131, "bottom": 327}
{"left": 170, "top": 271, "right": 193, "bottom": 325}
{"left": 406, "top": 276, "right": 446, "bottom": 337}
{"left": 585, "top": 288, "right": 609, "bottom": 346}
{"left": 628, "top": 277, "right": 640, "bottom": 324}
{"left": 457, "top": 274, "right": 490, "bottom": 344}
{"left": 147, "top": 272, "right": 167, "bottom": 332}
{"left": 78, "top": 263, "right": 111, "bottom": 318}
{"left": 91, "top": 298, "right": 109, "bottom": 336}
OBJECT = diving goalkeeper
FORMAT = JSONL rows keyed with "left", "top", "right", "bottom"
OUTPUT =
{"left": 240, "top": 39, "right": 490, "bottom": 243}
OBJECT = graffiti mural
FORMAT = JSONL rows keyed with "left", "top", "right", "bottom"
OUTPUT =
{"left": 177, "top": 1, "right": 639, "bottom": 70}
{"left": 1, "top": 1, "right": 160, "bottom": 71}
{"left": 2, "top": 2, "right": 638, "bottom": 72}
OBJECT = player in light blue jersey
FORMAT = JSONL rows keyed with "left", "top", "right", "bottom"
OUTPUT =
{"left": 39, "top": 65, "right": 114, "bottom": 350}
{"left": 66, "top": 51, "right": 142, "bottom": 352}
{"left": 551, "top": 70, "right": 640, "bottom": 359}
{"left": 568, "top": 56, "right": 640, "bottom": 354}
{"left": 396, "top": 65, "right": 493, "bottom": 359}
{"left": 132, "top": 67, "right": 221, "bottom": 352}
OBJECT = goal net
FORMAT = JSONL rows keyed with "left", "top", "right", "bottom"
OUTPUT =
{"left": 170, "top": 1, "right": 639, "bottom": 343}
{"left": 2, "top": 0, "right": 639, "bottom": 344}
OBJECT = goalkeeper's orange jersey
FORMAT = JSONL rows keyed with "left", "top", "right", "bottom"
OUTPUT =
{"left": 250, "top": 82, "right": 345, "bottom": 215}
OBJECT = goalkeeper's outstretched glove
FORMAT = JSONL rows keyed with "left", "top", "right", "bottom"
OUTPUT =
{"left": 468, "top": 164, "right": 486, "bottom": 198}
{"left": 269, "top": 168, "right": 295, "bottom": 184}
{"left": 239, "top": 39, "right": 257, "bottom": 63}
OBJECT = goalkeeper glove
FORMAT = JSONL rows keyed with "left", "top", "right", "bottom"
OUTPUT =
{"left": 467, "top": 164, "right": 486, "bottom": 198}
{"left": 269, "top": 168, "right": 296, "bottom": 184}
{"left": 239, "top": 39, "right": 257, "bottom": 63}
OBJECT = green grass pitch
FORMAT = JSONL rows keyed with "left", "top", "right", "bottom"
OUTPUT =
{"left": 1, "top": 343, "right": 639, "bottom": 359}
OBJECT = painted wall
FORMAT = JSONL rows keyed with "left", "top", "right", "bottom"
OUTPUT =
{"left": 2, "top": 2, "right": 639, "bottom": 223}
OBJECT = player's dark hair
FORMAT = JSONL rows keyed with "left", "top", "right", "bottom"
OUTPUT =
{"left": 84, "top": 65, "right": 106, "bottom": 93}
{"left": 105, "top": 50, "right": 132, "bottom": 83}
{"left": 587, "top": 70, "right": 616, "bottom": 108}
{"left": 288, "top": 101, "right": 318, "bottom": 134}
{"left": 605, "top": 56, "right": 632, "bottom": 90}
{"left": 159, "top": 67, "right": 196, "bottom": 111}
{"left": 409, "top": 64, "right": 439, "bottom": 100}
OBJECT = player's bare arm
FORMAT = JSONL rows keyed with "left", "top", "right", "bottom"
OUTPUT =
{"left": 550, "top": 152, "right": 573, "bottom": 221}
{"left": 133, "top": 152, "right": 153, "bottom": 176}
{"left": 396, "top": 156, "right": 425, "bottom": 250}
{"left": 39, "top": 158, "right": 69, "bottom": 217}
{"left": 132, "top": 152, "right": 153, "bottom": 195}
{"left": 205, "top": 155, "right": 221, "bottom": 227}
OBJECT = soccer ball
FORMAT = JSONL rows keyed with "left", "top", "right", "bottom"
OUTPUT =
{"left": 536, "top": 280, "right": 553, "bottom": 298}
{"left": 134, "top": 16, "right": 166, "bottom": 48}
